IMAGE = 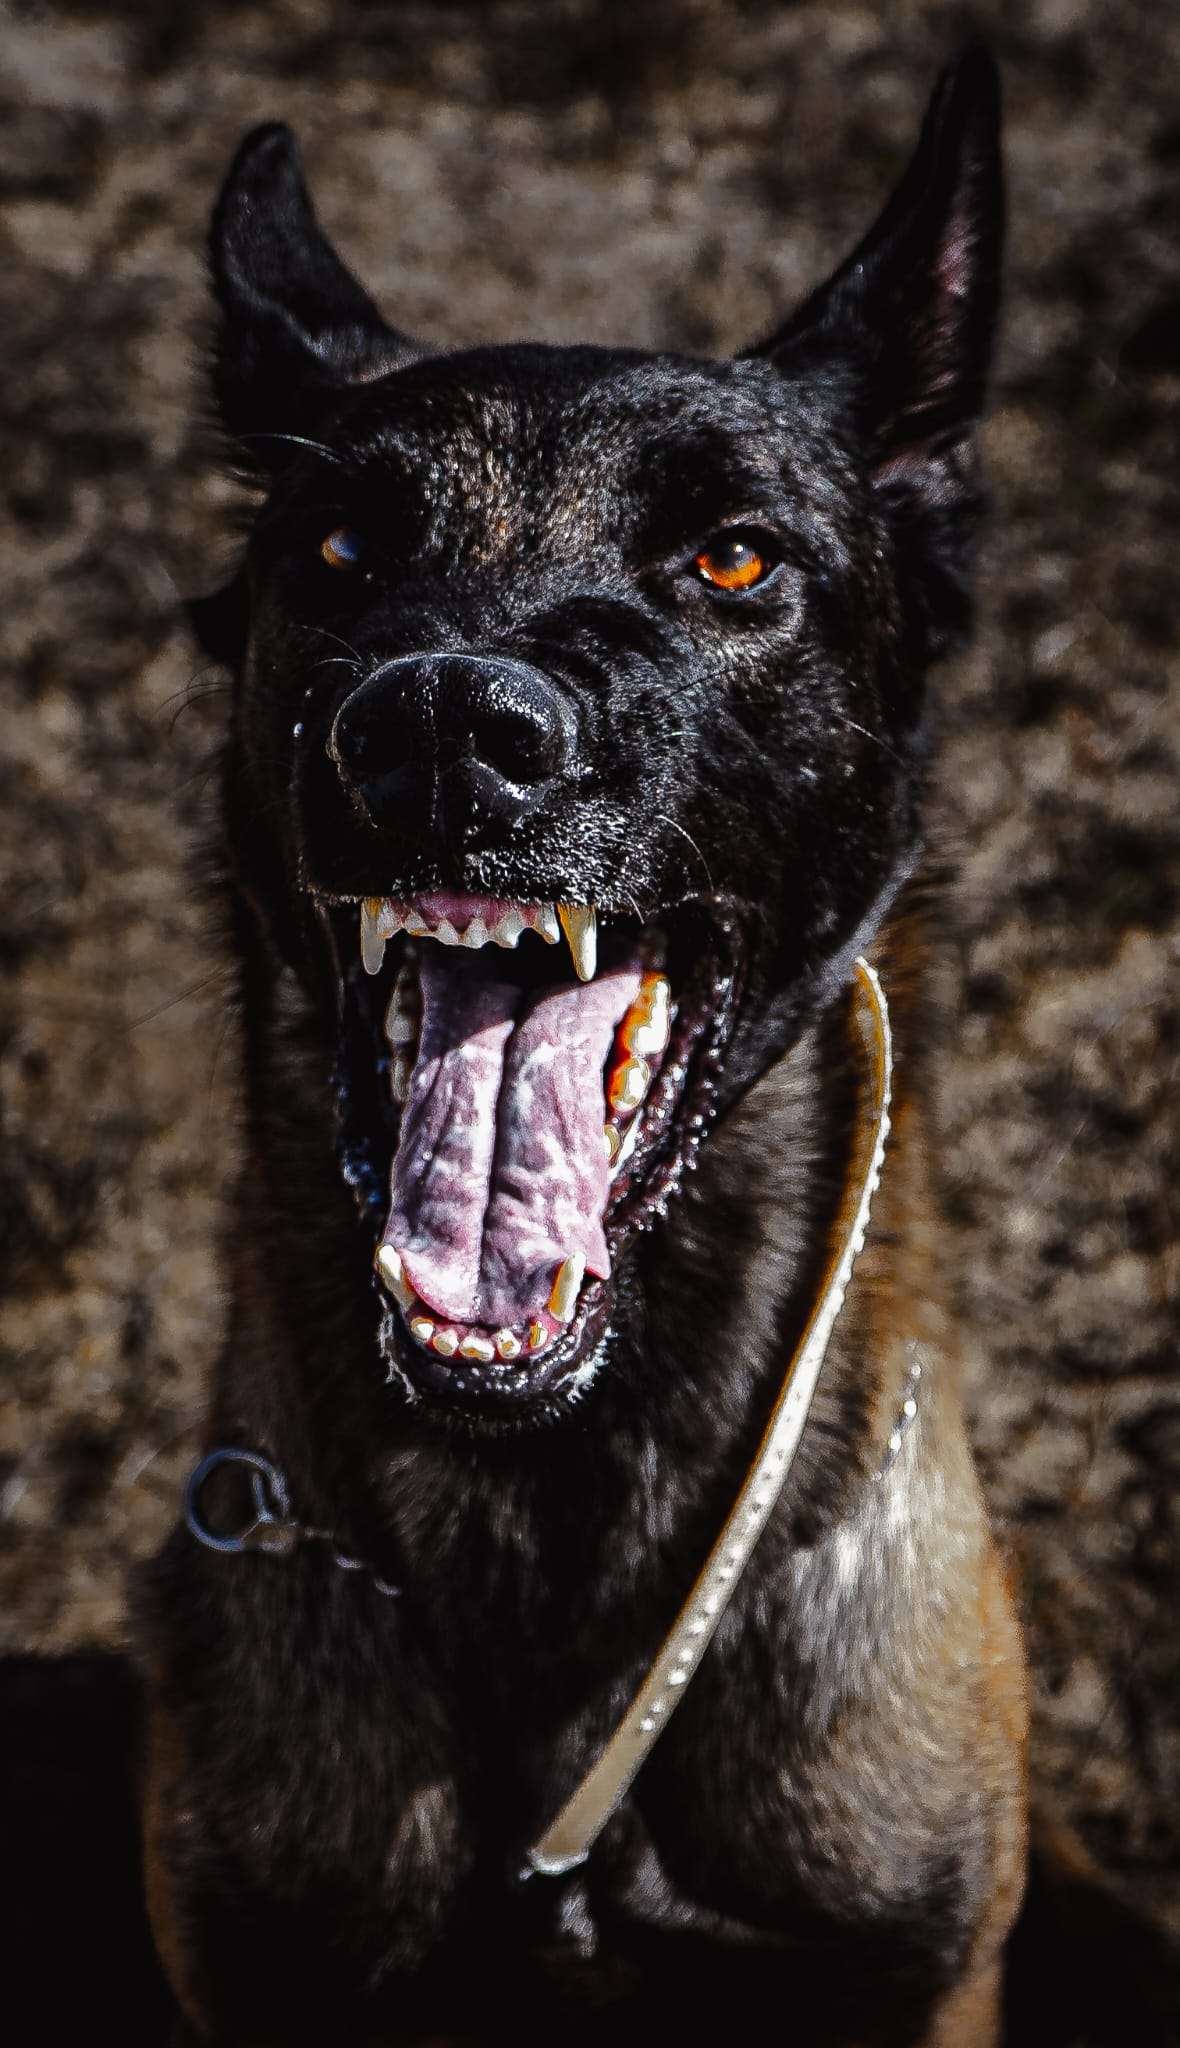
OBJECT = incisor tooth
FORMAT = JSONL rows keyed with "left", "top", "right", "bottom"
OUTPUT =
{"left": 432, "top": 1328, "right": 459, "bottom": 1357}
{"left": 558, "top": 904, "right": 597, "bottom": 982}
{"left": 461, "top": 916, "right": 489, "bottom": 949}
{"left": 535, "top": 903, "right": 560, "bottom": 945}
{"left": 495, "top": 1329, "right": 521, "bottom": 1359}
{"left": 548, "top": 1253, "right": 585, "bottom": 1323}
{"left": 391, "top": 1052, "right": 412, "bottom": 1103}
{"left": 435, "top": 918, "right": 459, "bottom": 945}
{"left": 374, "top": 1245, "right": 416, "bottom": 1310}
{"left": 604, "top": 1123, "right": 621, "bottom": 1163}
{"left": 495, "top": 908, "right": 525, "bottom": 948}
{"left": 409, "top": 1315, "right": 435, "bottom": 1344}
{"left": 361, "top": 899, "right": 386, "bottom": 977}
{"left": 458, "top": 1334, "right": 495, "bottom": 1362}
{"left": 528, "top": 1320, "right": 549, "bottom": 1351}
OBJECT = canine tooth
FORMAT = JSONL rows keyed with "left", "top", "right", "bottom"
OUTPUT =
{"left": 460, "top": 916, "right": 490, "bottom": 949}
{"left": 391, "top": 1052, "right": 412, "bottom": 1103}
{"left": 361, "top": 899, "right": 386, "bottom": 977}
{"left": 494, "top": 908, "right": 526, "bottom": 948}
{"left": 374, "top": 1244, "right": 416, "bottom": 1310}
{"left": 608, "top": 1055, "right": 649, "bottom": 1115}
{"left": 432, "top": 1328, "right": 459, "bottom": 1357}
{"left": 535, "top": 903, "right": 561, "bottom": 945}
{"left": 495, "top": 1329, "right": 521, "bottom": 1360}
{"left": 547, "top": 1253, "right": 585, "bottom": 1323}
{"left": 558, "top": 904, "right": 597, "bottom": 982}
{"left": 458, "top": 1334, "right": 495, "bottom": 1362}
{"left": 409, "top": 1315, "right": 435, "bottom": 1344}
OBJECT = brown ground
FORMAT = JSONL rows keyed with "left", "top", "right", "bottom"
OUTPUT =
{"left": 1, "top": 0, "right": 1177, "bottom": 1942}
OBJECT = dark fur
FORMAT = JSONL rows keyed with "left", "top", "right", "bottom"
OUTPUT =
{"left": 141, "top": 50, "right": 1028, "bottom": 2044}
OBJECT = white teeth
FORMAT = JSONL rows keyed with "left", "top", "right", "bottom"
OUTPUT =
{"left": 360, "top": 899, "right": 386, "bottom": 977}
{"left": 374, "top": 1245, "right": 416, "bottom": 1310}
{"left": 384, "top": 962, "right": 419, "bottom": 1046}
{"left": 609, "top": 1055, "right": 649, "bottom": 1115}
{"left": 409, "top": 1315, "right": 435, "bottom": 1345}
{"left": 557, "top": 904, "right": 597, "bottom": 982}
{"left": 620, "top": 974, "right": 672, "bottom": 1059}
{"left": 385, "top": 1006, "right": 417, "bottom": 1046}
{"left": 361, "top": 896, "right": 578, "bottom": 959}
{"left": 390, "top": 1052, "right": 412, "bottom": 1103}
{"left": 495, "top": 1329, "right": 521, "bottom": 1360}
{"left": 458, "top": 1334, "right": 496, "bottom": 1362}
{"left": 548, "top": 1252, "right": 585, "bottom": 1323}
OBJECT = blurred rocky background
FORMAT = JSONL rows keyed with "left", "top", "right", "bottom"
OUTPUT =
{"left": 1, "top": 0, "right": 1177, "bottom": 1958}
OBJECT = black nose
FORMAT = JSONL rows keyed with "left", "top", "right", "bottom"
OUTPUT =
{"left": 330, "top": 655, "right": 574, "bottom": 848}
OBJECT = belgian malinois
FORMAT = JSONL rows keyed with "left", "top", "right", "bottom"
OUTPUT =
{"left": 142, "top": 48, "right": 1027, "bottom": 2045}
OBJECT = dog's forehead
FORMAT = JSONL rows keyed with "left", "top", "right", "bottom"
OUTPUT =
{"left": 329, "top": 344, "right": 820, "bottom": 538}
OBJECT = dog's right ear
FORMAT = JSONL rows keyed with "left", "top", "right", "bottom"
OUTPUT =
{"left": 210, "top": 123, "right": 416, "bottom": 469}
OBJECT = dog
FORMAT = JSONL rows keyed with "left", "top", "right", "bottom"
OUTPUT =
{"left": 140, "top": 47, "right": 1028, "bottom": 2046}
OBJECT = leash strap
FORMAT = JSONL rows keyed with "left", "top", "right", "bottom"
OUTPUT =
{"left": 524, "top": 956, "right": 893, "bottom": 1877}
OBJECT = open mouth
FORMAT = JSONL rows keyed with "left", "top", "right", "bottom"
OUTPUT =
{"left": 318, "top": 888, "right": 742, "bottom": 1412}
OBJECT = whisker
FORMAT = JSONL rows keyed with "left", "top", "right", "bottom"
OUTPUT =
{"left": 301, "top": 624, "right": 368, "bottom": 668}
{"left": 654, "top": 813, "right": 715, "bottom": 890}
{"left": 238, "top": 432, "right": 347, "bottom": 468}
{"left": 833, "top": 714, "right": 907, "bottom": 771}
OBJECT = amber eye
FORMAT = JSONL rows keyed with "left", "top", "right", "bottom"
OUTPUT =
{"left": 693, "top": 531, "right": 775, "bottom": 592}
{"left": 321, "top": 527, "right": 362, "bottom": 570}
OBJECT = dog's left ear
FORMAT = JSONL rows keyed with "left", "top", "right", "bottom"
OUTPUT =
{"left": 209, "top": 122, "right": 418, "bottom": 469}
{"left": 750, "top": 47, "right": 1002, "bottom": 657}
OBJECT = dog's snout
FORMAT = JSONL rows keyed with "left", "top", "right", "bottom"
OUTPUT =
{"left": 330, "top": 654, "right": 573, "bottom": 846}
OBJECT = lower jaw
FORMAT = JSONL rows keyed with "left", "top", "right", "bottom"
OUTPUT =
{"left": 378, "top": 1277, "right": 616, "bottom": 1416}
{"left": 328, "top": 903, "right": 745, "bottom": 1418}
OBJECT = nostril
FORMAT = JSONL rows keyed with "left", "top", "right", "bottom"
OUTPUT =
{"left": 331, "top": 669, "right": 428, "bottom": 787}
{"left": 460, "top": 663, "right": 571, "bottom": 785}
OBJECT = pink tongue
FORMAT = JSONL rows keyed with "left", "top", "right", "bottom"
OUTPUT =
{"left": 386, "top": 952, "right": 643, "bottom": 1327}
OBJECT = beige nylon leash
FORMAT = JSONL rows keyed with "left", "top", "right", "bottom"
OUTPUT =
{"left": 525, "top": 955, "right": 893, "bottom": 1877}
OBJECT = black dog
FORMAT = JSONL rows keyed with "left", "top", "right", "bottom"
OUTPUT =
{"left": 141, "top": 48, "right": 1027, "bottom": 2045}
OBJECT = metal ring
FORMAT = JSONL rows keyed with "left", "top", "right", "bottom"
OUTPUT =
{"left": 184, "top": 1448, "right": 294, "bottom": 1555}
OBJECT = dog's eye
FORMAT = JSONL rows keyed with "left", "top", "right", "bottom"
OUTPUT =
{"left": 321, "top": 527, "right": 363, "bottom": 571}
{"left": 693, "top": 531, "right": 776, "bottom": 593}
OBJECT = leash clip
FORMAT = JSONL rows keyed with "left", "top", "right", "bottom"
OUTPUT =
{"left": 185, "top": 1448, "right": 299, "bottom": 1558}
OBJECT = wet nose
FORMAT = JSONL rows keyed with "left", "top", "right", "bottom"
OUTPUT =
{"left": 330, "top": 654, "right": 574, "bottom": 847}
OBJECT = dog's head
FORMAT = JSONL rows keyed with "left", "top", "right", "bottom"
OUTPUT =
{"left": 197, "top": 52, "right": 1001, "bottom": 1416}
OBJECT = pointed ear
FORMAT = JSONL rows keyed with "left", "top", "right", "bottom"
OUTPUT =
{"left": 209, "top": 123, "right": 417, "bottom": 469}
{"left": 749, "top": 48, "right": 1003, "bottom": 653}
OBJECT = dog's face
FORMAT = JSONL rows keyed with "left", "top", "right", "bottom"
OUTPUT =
{"left": 199, "top": 54, "right": 1000, "bottom": 1417}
